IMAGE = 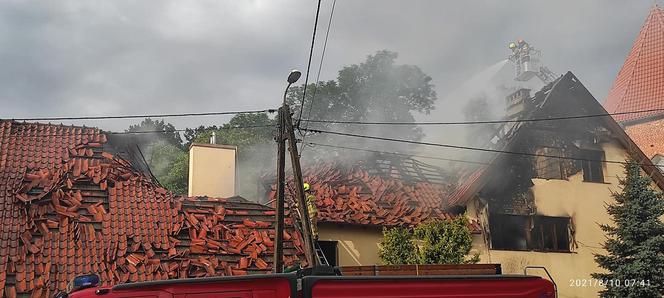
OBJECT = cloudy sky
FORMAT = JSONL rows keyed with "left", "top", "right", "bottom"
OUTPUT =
{"left": 0, "top": 0, "right": 656, "bottom": 132}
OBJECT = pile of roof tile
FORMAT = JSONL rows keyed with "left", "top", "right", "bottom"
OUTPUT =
{"left": 267, "top": 160, "right": 480, "bottom": 230}
{"left": 0, "top": 121, "right": 303, "bottom": 297}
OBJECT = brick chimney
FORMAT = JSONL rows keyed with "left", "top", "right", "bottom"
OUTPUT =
{"left": 188, "top": 143, "right": 237, "bottom": 198}
{"left": 505, "top": 88, "right": 532, "bottom": 120}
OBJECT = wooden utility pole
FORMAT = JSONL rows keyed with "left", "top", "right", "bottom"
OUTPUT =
{"left": 272, "top": 104, "right": 318, "bottom": 271}
{"left": 273, "top": 69, "right": 316, "bottom": 272}
{"left": 283, "top": 105, "right": 317, "bottom": 267}
{"left": 273, "top": 107, "right": 286, "bottom": 273}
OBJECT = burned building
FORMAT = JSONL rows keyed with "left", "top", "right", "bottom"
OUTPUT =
{"left": 450, "top": 72, "right": 664, "bottom": 298}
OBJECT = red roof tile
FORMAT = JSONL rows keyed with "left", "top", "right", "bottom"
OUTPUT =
{"left": 604, "top": 5, "right": 664, "bottom": 122}
{"left": 625, "top": 118, "right": 664, "bottom": 158}
{"left": 266, "top": 160, "right": 481, "bottom": 232}
{"left": 0, "top": 120, "right": 304, "bottom": 296}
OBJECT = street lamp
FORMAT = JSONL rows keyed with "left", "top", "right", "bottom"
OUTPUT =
{"left": 275, "top": 69, "right": 301, "bottom": 273}
{"left": 283, "top": 70, "right": 301, "bottom": 105}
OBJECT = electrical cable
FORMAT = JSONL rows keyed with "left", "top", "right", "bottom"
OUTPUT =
{"left": 6, "top": 125, "right": 276, "bottom": 138}
{"left": 7, "top": 105, "right": 664, "bottom": 127}
{"left": 302, "top": 128, "right": 660, "bottom": 167}
{"left": 299, "top": 107, "right": 664, "bottom": 126}
{"left": 300, "top": 0, "right": 337, "bottom": 155}
{"left": 7, "top": 109, "right": 276, "bottom": 122}
{"left": 305, "top": 141, "right": 489, "bottom": 165}
{"left": 296, "top": 0, "right": 323, "bottom": 128}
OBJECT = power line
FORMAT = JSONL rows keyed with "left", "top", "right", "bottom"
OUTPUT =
{"left": 305, "top": 142, "right": 489, "bottom": 165}
{"left": 302, "top": 128, "right": 659, "bottom": 167}
{"left": 5, "top": 125, "right": 276, "bottom": 138}
{"left": 296, "top": 0, "right": 323, "bottom": 128}
{"left": 299, "top": 107, "right": 664, "bottom": 126}
{"left": 7, "top": 109, "right": 276, "bottom": 122}
{"left": 300, "top": 0, "right": 337, "bottom": 155}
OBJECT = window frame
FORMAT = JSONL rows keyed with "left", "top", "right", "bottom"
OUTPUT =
{"left": 581, "top": 149, "right": 605, "bottom": 183}
{"left": 489, "top": 214, "right": 571, "bottom": 253}
{"left": 533, "top": 147, "right": 565, "bottom": 180}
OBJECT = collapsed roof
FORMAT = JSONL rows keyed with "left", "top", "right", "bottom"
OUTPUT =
{"left": 0, "top": 121, "right": 303, "bottom": 297}
{"left": 264, "top": 158, "right": 482, "bottom": 232}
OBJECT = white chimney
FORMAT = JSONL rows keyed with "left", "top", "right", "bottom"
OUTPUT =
{"left": 188, "top": 143, "right": 237, "bottom": 198}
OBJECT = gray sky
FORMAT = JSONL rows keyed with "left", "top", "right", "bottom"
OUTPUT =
{"left": 0, "top": 0, "right": 655, "bottom": 132}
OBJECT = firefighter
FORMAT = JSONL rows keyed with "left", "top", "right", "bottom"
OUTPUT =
{"left": 509, "top": 42, "right": 517, "bottom": 52}
{"left": 302, "top": 182, "right": 319, "bottom": 240}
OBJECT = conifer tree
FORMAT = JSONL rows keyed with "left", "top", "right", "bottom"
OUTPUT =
{"left": 592, "top": 162, "right": 664, "bottom": 297}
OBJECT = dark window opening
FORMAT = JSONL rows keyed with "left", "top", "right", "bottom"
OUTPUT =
{"left": 317, "top": 240, "right": 338, "bottom": 266}
{"left": 581, "top": 149, "right": 604, "bottom": 182}
{"left": 533, "top": 147, "right": 564, "bottom": 179}
{"left": 489, "top": 214, "right": 570, "bottom": 252}
{"left": 489, "top": 214, "right": 530, "bottom": 250}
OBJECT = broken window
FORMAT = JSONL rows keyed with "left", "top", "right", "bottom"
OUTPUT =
{"left": 531, "top": 216, "right": 570, "bottom": 252}
{"left": 533, "top": 147, "right": 564, "bottom": 179}
{"left": 581, "top": 149, "right": 604, "bottom": 183}
{"left": 489, "top": 214, "right": 570, "bottom": 252}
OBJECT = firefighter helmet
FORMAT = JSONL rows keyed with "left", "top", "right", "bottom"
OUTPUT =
{"left": 509, "top": 42, "right": 517, "bottom": 49}
{"left": 303, "top": 183, "right": 311, "bottom": 191}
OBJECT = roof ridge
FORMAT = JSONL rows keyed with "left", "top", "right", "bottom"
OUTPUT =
{"left": 3, "top": 119, "right": 103, "bottom": 132}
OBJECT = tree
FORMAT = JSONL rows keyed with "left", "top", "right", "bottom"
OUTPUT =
{"left": 414, "top": 217, "right": 479, "bottom": 264}
{"left": 183, "top": 125, "right": 219, "bottom": 149}
{"left": 287, "top": 50, "right": 437, "bottom": 142}
{"left": 379, "top": 227, "right": 418, "bottom": 265}
{"left": 379, "top": 217, "right": 479, "bottom": 265}
{"left": 145, "top": 141, "right": 188, "bottom": 195}
{"left": 127, "top": 118, "right": 182, "bottom": 149}
{"left": 592, "top": 162, "right": 664, "bottom": 297}
{"left": 159, "top": 152, "right": 189, "bottom": 195}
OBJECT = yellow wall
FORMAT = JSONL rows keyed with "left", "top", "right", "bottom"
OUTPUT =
{"left": 468, "top": 141, "right": 660, "bottom": 298}
{"left": 318, "top": 224, "right": 383, "bottom": 266}
{"left": 188, "top": 143, "right": 237, "bottom": 198}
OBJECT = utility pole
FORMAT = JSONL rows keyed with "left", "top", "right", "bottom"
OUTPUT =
{"left": 283, "top": 104, "right": 317, "bottom": 268}
{"left": 273, "top": 70, "right": 317, "bottom": 272}
{"left": 273, "top": 107, "right": 286, "bottom": 273}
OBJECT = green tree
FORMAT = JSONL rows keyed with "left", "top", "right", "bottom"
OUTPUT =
{"left": 127, "top": 118, "right": 182, "bottom": 149}
{"left": 183, "top": 125, "right": 219, "bottom": 148}
{"left": 194, "top": 113, "right": 276, "bottom": 149}
{"left": 379, "top": 227, "right": 418, "bottom": 265}
{"left": 379, "top": 217, "right": 479, "bottom": 265}
{"left": 592, "top": 162, "right": 664, "bottom": 297}
{"left": 288, "top": 50, "right": 437, "bottom": 141}
{"left": 414, "top": 217, "right": 479, "bottom": 264}
{"left": 145, "top": 141, "right": 188, "bottom": 194}
{"left": 159, "top": 152, "right": 189, "bottom": 195}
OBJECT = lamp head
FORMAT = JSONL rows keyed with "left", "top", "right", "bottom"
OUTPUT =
{"left": 287, "top": 70, "right": 302, "bottom": 84}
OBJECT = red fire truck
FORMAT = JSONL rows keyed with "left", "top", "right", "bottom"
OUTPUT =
{"left": 64, "top": 269, "right": 556, "bottom": 298}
